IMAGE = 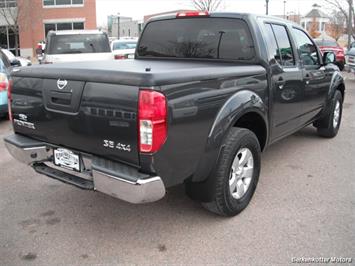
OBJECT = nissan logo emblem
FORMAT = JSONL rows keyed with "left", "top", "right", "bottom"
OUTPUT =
{"left": 57, "top": 79, "right": 68, "bottom": 90}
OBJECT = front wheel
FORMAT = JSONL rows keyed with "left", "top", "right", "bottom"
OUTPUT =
{"left": 315, "top": 90, "right": 343, "bottom": 138}
{"left": 202, "top": 128, "right": 261, "bottom": 217}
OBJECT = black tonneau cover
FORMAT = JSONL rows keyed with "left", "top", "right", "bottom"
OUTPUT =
{"left": 12, "top": 60, "right": 266, "bottom": 87}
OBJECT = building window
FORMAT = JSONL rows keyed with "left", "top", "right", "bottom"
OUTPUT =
{"left": 44, "top": 22, "right": 84, "bottom": 38}
{"left": 0, "top": 26, "right": 19, "bottom": 54}
{"left": 0, "top": 0, "right": 17, "bottom": 8}
{"left": 43, "top": 0, "right": 84, "bottom": 7}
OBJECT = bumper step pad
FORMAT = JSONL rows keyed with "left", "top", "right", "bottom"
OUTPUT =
{"left": 33, "top": 163, "right": 94, "bottom": 190}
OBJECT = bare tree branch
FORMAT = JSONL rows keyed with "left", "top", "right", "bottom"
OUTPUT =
{"left": 324, "top": 0, "right": 355, "bottom": 42}
{"left": 192, "top": 0, "right": 223, "bottom": 12}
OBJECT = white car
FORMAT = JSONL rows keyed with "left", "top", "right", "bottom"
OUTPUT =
{"left": 1, "top": 49, "right": 32, "bottom": 67}
{"left": 111, "top": 38, "right": 138, "bottom": 60}
{"left": 41, "top": 30, "right": 114, "bottom": 64}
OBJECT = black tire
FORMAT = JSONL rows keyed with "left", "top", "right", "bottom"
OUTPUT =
{"left": 315, "top": 90, "right": 343, "bottom": 138}
{"left": 202, "top": 128, "right": 261, "bottom": 217}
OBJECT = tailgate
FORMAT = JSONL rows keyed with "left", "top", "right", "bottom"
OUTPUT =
{"left": 11, "top": 77, "right": 139, "bottom": 166}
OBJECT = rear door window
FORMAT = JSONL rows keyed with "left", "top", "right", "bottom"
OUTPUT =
{"left": 47, "top": 34, "right": 111, "bottom": 54}
{"left": 271, "top": 24, "right": 295, "bottom": 66}
{"left": 263, "top": 24, "right": 282, "bottom": 65}
{"left": 138, "top": 18, "right": 255, "bottom": 61}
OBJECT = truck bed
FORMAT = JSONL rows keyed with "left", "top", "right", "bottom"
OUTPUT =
{"left": 10, "top": 59, "right": 265, "bottom": 168}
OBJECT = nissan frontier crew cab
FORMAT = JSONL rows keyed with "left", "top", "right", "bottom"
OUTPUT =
{"left": 5, "top": 12, "right": 345, "bottom": 216}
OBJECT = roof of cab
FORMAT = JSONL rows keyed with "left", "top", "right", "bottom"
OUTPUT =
{"left": 146, "top": 11, "right": 300, "bottom": 28}
{"left": 47, "top": 30, "right": 105, "bottom": 36}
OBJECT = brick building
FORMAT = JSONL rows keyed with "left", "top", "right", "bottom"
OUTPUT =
{"left": 18, "top": 0, "right": 97, "bottom": 57}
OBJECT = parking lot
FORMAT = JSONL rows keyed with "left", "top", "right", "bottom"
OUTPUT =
{"left": 0, "top": 73, "right": 354, "bottom": 265}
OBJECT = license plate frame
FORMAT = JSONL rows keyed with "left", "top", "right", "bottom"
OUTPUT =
{"left": 53, "top": 148, "right": 81, "bottom": 172}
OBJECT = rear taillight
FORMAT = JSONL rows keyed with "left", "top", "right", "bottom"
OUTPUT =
{"left": 0, "top": 82, "right": 7, "bottom": 92}
{"left": 0, "top": 73, "right": 11, "bottom": 120}
{"left": 138, "top": 90, "right": 167, "bottom": 153}
{"left": 0, "top": 73, "right": 8, "bottom": 92}
{"left": 115, "top": 54, "right": 126, "bottom": 60}
{"left": 7, "top": 79, "right": 12, "bottom": 121}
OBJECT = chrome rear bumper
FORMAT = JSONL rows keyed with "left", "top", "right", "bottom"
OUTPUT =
{"left": 4, "top": 134, "right": 165, "bottom": 204}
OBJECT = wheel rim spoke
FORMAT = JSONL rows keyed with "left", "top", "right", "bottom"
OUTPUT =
{"left": 229, "top": 173, "right": 238, "bottom": 194}
{"left": 333, "top": 101, "right": 340, "bottom": 128}
{"left": 229, "top": 148, "right": 254, "bottom": 200}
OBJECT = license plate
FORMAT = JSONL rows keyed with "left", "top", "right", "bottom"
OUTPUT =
{"left": 127, "top": 54, "right": 134, "bottom": 59}
{"left": 53, "top": 148, "right": 80, "bottom": 172}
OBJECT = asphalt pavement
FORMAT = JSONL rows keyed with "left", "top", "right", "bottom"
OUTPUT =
{"left": 0, "top": 73, "right": 354, "bottom": 266}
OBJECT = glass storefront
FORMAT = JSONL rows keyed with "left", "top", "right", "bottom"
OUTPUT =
{"left": 0, "top": 26, "right": 19, "bottom": 55}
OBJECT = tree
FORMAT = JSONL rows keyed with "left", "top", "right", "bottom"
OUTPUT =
{"left": 192, "top": 0, "right": 223, "bottom": 11}
{"left": 324, "top": 0, "right": 354, "bottom": 43}
{"left": 308, "top": 17, "right": 321, "bottom": 38}
{"left": 327, "top": 10, "right": 346, "bottom": 41}
{"left": 0, "top": 0, "right": 32, "bottom": 56}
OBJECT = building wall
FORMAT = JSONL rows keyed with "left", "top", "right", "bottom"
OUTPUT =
{"left": 111, "top": 19, "right": 142, "bottom": 38}
{"left": 301, "top": 17, "right": 330, "bottom": 33}
{"left": 18, "top": 0, "right": 97, "bottom": 58}
{"left": 119, "top": 20, "right": 141, "bottom": 37}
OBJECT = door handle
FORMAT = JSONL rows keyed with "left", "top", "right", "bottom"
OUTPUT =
{"left": 304, "top": 73, "right": 311, "bottom": 85}
{"left": 275, "top": 77, "right": 285, "bottom": 89}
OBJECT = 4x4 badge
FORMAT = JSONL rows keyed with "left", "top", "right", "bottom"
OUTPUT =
{"left": 57, "top": 79, "right": 68, "bottom": 90}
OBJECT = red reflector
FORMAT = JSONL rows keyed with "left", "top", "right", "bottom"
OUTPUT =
{"left": 176, "top": 11, "right": 209, "bottom": 18}
{"left": 138, "top": 90, "right": 167, "bottom": 153}
{"left": 114, "top": 54, "right": 126, "bottom": 60}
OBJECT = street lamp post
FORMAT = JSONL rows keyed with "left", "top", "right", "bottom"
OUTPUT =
{"left": 116, "top": 12, "right": 120, "bottom": 39}
{"left": 265, "top": 0, "right": 269, "bottom": 15}
{"left": 283, "top": 0, "right": 286, "bottom": 19}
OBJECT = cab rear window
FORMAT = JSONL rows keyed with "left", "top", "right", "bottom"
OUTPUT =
{"left": 137, "top": 18, "right": 255, "bottom": 61}
{"left": 47, "top": 34, "right": 111, "bottom": 54}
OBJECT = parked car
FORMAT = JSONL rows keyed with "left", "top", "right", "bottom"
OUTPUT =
{"left": 314, "top": 39, "right": 345, "bottom": 70}
{"left": 111, "top": 37, "right": 138, "bottom": 60}
{"left": 0, "top": 49, "right": 11, "bottom": 118}
{"left": 345, "top": 47, "right": 355, "bottom": 73}
{"left": 39, "top": 30, "right": 114, "bottom": 64}
{"left": 1, "top": 49, "right": 32, "bottom": 67}
{"left": 5, "top": 12, "right": 345, "bottom": 217}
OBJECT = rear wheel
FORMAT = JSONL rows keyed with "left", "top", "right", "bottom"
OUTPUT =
{"left": 202, "top": 128, "right": 261, "bottom": 216}
{"left": 315, "top": 90, "right": 343, "bottom": 138}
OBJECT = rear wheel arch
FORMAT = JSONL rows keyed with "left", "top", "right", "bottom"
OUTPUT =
{"left": 232, "top": 111, "right": 268, "bottom": 152}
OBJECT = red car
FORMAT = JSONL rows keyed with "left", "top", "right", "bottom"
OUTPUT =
{"left": 314, "top": 39, "right": 345, "bottom": 70}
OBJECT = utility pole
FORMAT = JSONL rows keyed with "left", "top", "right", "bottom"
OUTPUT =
{"left": 348, "top": 0, "right": 353, "bottom": 49}
{"left": 117, "top": 13, "right": 120, "bottom": 39}
{"left": 283, "top": 0, "right": 286, "bottom": 19}
{"left": 266, "top": 0, "right": 269, "bottom": 15}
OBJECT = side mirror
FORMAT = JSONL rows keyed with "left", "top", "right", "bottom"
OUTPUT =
{"left": 10, "top": 59, "right": 21, "bottom": 67}
{"left": 323, "top": 52, "right": 336, "bottom": 65}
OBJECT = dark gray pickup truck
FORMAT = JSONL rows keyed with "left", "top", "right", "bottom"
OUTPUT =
{"left": 5, "top": 12, "right": 345, "bottom": 216}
